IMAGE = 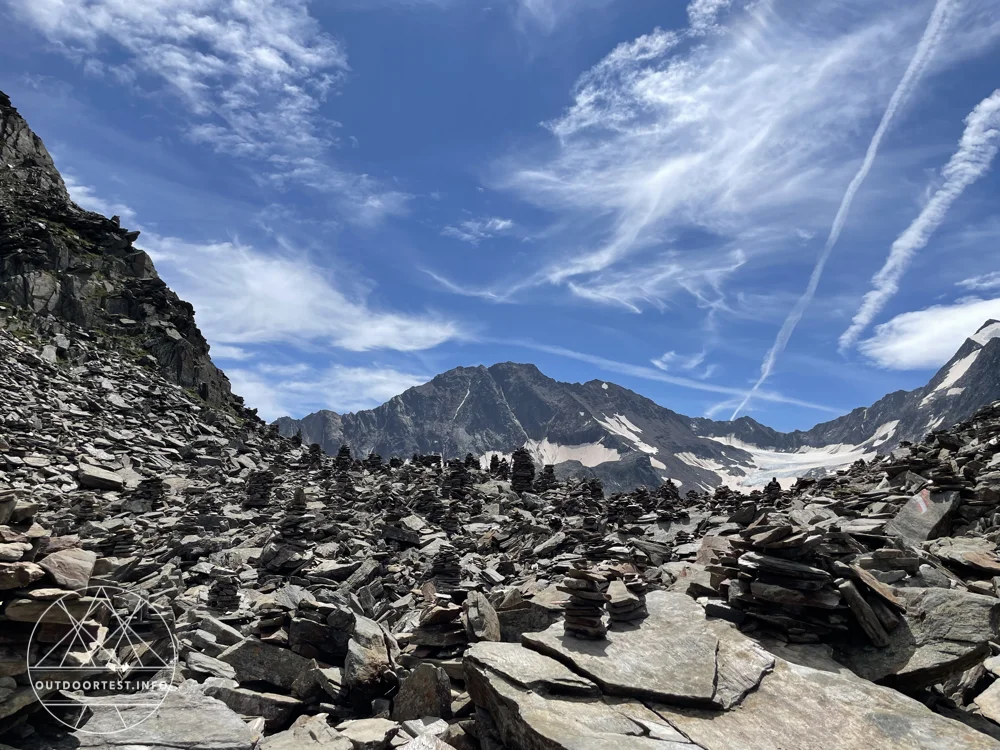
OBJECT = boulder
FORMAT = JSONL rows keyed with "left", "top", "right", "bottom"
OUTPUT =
{"left": 335, "top": 718, "right": 400, "bottom": 749}
{"left": 391, "top": 663, "right": 452, "bottom": 722}
{"left": 77, "top": 465, "right": 126, "bottom": 491}
{"left": 217, "top": 637, "right": 313, "bottom": 691}
{"left": 38, "top": 548, "right": 97, "bottom": 590}
{"left": 886, "top": 489, "right": 961, "bottom": 544}
{"left": 463, "top": 590, "right": 501, "bottom": 642}
{"left": 263, "top": 714, "right": 353, "bottom": 749}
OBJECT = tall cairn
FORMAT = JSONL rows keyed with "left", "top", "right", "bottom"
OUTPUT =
{"left": 511, "top": 448, "right": 535, "bottom": 494}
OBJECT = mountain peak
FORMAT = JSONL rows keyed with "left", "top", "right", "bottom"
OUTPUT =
{"left": 0, "top": 91, "right": 237, "bottom": 411}
{"left": 972, "top": 319, "right": 1000, "bottom": 346}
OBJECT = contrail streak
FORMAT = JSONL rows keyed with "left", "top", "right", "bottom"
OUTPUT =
{"left": 729, "top": 0, "right": 957, "bottom": 420}
{"left": 839, "top": 89, "right": 1000, "bottom": 349}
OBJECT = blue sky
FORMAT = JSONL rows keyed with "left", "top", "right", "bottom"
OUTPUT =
{"left": 2, "top": 0, "right": 999, "bottom": 429}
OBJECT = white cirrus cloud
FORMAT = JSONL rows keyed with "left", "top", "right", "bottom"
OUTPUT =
{"left": 958, "top": 271, "right": 1000, "bottom": 291}
{"left": 840, "top": 89, "right": 1000, "bottom": 350}
{"left": 442, "top": 217, "right": 516, "bottom": 245}
{"left": 730, "top": 0, "right": 959, "bottom": 418}
{"left": 229, "top": 363, "right": 427, "bottom": 420}
{"left": 687, "top": 0, "right": 732, "bottom": 33}
{"left": 489, "top": 1, "right": 960, "bottom": 315}
{"left": 12, "top": 0, "right": 406, "bottom": 221}
{"left": 858, "top": 297, "right": 1000, "bottom": 369}
{"left": 514, "top": 0, "right": 612, "bottom": 34}
{"left": 66, "top": 179, "right": 462, "bottom": 353}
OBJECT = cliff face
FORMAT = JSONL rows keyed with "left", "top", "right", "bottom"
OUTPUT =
{"left": 0, "top": 90, "right": 239, "bottom": 411}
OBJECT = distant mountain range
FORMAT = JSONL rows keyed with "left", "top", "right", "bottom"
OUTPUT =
{"left": 277, "top": 320, "right": 1000, "bottom": 492}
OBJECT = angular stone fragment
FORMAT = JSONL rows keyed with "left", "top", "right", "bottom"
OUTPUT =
{"left": 78, "top": 464, "right": 126, "bottom": 491}
{"left": 391, "top": 663, "right": 452, "bottom": 722}
{"left": 886, "top": 489, "right": 961, "bottom": 544}
{"left": 217, "top": 638, "right": 313, "bottom": 691}
{"left": 38, "top": 547, "right": 97, "bottom": 590}
{"left": 522, "top": 592, "right": 721, "bottom": 706}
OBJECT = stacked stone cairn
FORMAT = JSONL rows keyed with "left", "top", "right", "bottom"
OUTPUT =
{"left": 206, "top": 569, "right": 241, "bottom": 612}
{"left": 243, "top": 469, "right": 274, "bottom": 509}
{"left": 559, "top": 566, "right": 609, "bottom": 639}
{"left": 511, "top": 448, "right": 535, "bottom": 494}
{"left": 606, "top": 573, "right": 648, "bottom": 625}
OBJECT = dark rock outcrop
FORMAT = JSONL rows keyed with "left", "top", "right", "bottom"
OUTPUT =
{"left": 0, "top": 90, "right": 236, "bottom": 410}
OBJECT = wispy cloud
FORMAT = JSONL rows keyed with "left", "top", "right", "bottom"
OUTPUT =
{"left": 730, "top": 0, "right": 958, "bottom": 418}
{"left": 687, "top": 0, "right": 732, "bottom": 33}
{"left": 502, "top": 339, "right": 843, "bottom": 413}
{"left": 958, "top": 271, "right": 1000, "bottom": 291}
{"left": 66, "top": 179, "right": 462, "bottom": 353}
{"left": 514, "top": 0, "right": 612, "bottom": 34}
{"left": 858, "top": 297, "right": 1000, "bottom": 369}
{"left": 442, "top": 216, "right": 515, "bottom": 245}
{"left": 840, "top": 89, "right": 1000, "bottom": 350}
{"left": 487, "top": 1, "right": 942, "bottom": 317}
{"left": 12, "top": 0, "right": 404, "bottom": 220}
{"left": 652, "top": 350, "right": 718, "bottom": 381}
{"left": 228, "top": 363, "right": 428, "bottom": 420}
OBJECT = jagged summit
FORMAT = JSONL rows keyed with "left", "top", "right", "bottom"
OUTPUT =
{"left": 281, "top": 322, "right": 1000, "bottom": 491}
{"left": 0, "top": 90, "right": 238, "bottom": 411}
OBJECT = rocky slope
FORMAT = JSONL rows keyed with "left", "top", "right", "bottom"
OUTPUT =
{"left": 4, "top": 313, "right": 1000, "bottom": 748}
{"left": 277, "top": 363, "right": 757, "bottom": 492}
{"left": 278, "top": 324, "right": 1000, "bottom": 492}
{"left": 0, "top": 89, "right": 238, "bottom": 412}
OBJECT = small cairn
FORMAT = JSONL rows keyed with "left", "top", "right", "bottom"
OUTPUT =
{"left": 244, "top": 469, "right": 274, "bottom": 509}
{"left": 559, "top": 566, "right": 608, "bottom": 640}
{"left": 207, "top": 571, "right": 241, "bottom": 612}
{"left": 511, "top": 448, "right": 535, "bottom": 494}
{"left": 535, "top": 464, "right": 557, "bottom": 493}
{"left": 606, "top": 573, "right": 648, "bottom": 625}
{"left": 132, "top": 477, "right": 166, "bottom": 510}
{"left": 308, "top": 442, "right": 323, "bottom": 469}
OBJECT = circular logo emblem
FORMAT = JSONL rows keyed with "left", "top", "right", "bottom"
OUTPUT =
{"left": 27, "top": 585, "right": 178, "bottom": 735}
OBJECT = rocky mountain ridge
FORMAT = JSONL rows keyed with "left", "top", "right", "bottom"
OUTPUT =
{"left": 278, "top": 324, "right": 1000, "bottom": 492}
{"left": 0, "top": 89, "right": 238, "bottom": 412}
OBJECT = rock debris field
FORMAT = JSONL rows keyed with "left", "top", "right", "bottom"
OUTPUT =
{"left": 2, "top": 311, "right": 1000, "bottom": 749}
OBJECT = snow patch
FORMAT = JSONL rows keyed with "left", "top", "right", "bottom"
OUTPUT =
{"left": 703, "top": 437, "right": 876, "bottom": 490}
{"left": 925, "top": 415, "right": 945, "bottom": 431}
{"left": 921, "top": 350, "right": 981, "bottom": 406}
{"left": 597, "top": 413, "right": 659, "bottom": 454}
{"left": 973, "top": 322, "right": 1000, "bottom": 346}
{"left": 524, "top": 438, "right": 621, "bottom": 468}
{"left": 601, "top": 382, "right": 609, "bottom": 390}
{"left": 649, "top": 456, "right": 666, "bottom": 470}
{"left": 453, "top": 388, "right": 470, "bottom": 420}
{"left": 946, "top": 387, "right": 965, "bottom": 397}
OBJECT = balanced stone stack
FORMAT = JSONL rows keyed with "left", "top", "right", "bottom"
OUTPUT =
{"left": 335, "top": 444, "right": 353, "bottom": 473}
{"left": 606, "top": 574, "right": 648, "bottom": 624}
{"left": 535, "top": 464, "right": 557, "bottom": 493}
{"left": 366, "top": 451, "right": 383, "bottom": 472}
{"left": 431, "top": 545, "right": 462, "bottom": 597}
{"left": 260, "top": 488, "right": 316, "bottom": 575}
{"left": 244, "top": 469, "right": 274, "bottom": 509}
{"left": 308, "top": 442, "right": 323, "bottom": 468}
{"left": 131, "top": 477, "right": 166, "bottom": 511}
{"left": 442, "top": 459, "right": 471, "bottom": 500}
{"left": 511, "top": 448, "right": 535, "bottom": 494}
{"left": 206, "top": 571, "right": 241, "bottom": 612}
{"left": 559, "top": 566, "right": 608, "bottom": 639}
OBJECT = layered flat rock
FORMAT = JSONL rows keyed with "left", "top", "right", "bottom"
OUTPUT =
{"left": 65, "top": 684, "right": 258, "bottom": 749}
{"left": 837, "top": 587, "right": 1000, "bottom": 688}
{"left": 466, "top": 654, "right": 695, "bottom": 750}
{"left": 655, "top": 655, "right": 1000, "bottom": 750}
{"left": 466, "top": 642, "right": 600, "bottom": 696}
{"left": 522, "top": 592, "right": 767, "bottom": 708}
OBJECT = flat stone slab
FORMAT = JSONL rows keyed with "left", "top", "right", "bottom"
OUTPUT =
{"left": 656, "top": 654, "right": 1000, "bottom": 750}
{"left": 886, "top": 489, "right": 961, "bottom": 544}
{"left": 522, "top": 591, "right": 720, "bottom": 706}
{"left": 466, "top": 642, "right": 600, "bottom": 696}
